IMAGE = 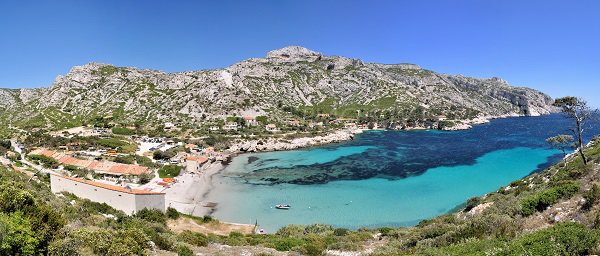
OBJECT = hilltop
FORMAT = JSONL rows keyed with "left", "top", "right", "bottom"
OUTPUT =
{"left": 0, "top": 46, "right": 556, "bottom": 135}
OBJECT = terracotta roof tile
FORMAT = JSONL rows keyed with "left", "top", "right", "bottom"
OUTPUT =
{"left": 52, "top": 174, "right": 163, "bottom": 195}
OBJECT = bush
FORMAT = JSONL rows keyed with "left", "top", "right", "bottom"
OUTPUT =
{"left": 114, "top": 155, "right": 135, "bottom": 164}
{"left": 333, "top": 228, "right": 350, "bottom": 236}
{"left": 177, "top": 244, "right": 194, "bottom": 256}
{"left": 28, "top": 154, "right": 59, "bottom": 169}
{"left": 273, "top": 237, "right": 304, "bottom": 251}
{"left": 153, "top": 150, "right": 176, "bottom": 160}
{"left": 158, "top": 165, "right": 182, "bottom": 178}
{"left": 135, "top": 155, "right": 157, "bottom": 168}
{"left": 463, "top": 197, "right": 481, "bottom": 212}
{"left": 583, "top": 184, "right": 600, "bottom": 210}
{"left": 134, "top": 208, "right": 166, "bottom": 224}
{"left": 521, "top": 182, "right": 580, "bottom": 216}
{"left": 138, "top": 172, "right": 154, "bottom": 184}
{"left": 166, "top": 207, "right": 180, "bottom": 219}
{"left": 507, "top": 222, "right": 599, "bottom": 255}
{"left": 178, "top": 230, "right": 208, "bottom": 247}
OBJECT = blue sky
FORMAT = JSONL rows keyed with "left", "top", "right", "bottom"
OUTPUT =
{"left": 1, "top": 0, "right": 598, "bottom": 106}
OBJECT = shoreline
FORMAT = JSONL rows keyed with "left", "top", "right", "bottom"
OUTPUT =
{"left": 165, "top": 113, "right": 553, "bottom": 228}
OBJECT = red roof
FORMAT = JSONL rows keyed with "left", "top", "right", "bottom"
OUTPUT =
{"left": 186, "top": 156, "right": 208, "bottom": 164}
{"left": 52, "top": 174, "right": 163, "bottom": 195}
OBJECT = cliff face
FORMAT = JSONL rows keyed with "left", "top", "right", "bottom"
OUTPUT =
{"left": 0, "top": 46, "right": 557, "bottom": 129}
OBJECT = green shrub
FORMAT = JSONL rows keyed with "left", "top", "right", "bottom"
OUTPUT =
{"left": 521, "top": 182, "right": 580, "bottom": 216}
{"left": 134, "top": 208, "right": 167, "bottom": 224}
{"left": 28, "top": 154, "right": 59, "bottom": 169}
{"left": 333, "top": 228, "right": 350, "bottom": 236}
{"left": 273, "top": 237, "right": 304, "bottom": 251}
{"left": 463, "top": 197, "right": 481, "bottom": 212}
{"left": 583, "top": 184, "right": 600, "bottom": 210}
{"left": 177, "top": 244, "right": 194, "bottom": 256}
{"left": 166, "top": 207, "right": 180, "bottom": 219}
{"left": 114, "top": 155, "right": 135, "bottom": 164}
{"left": 507, "top": 222, "right": 599, "bottom": 256}
{"left": 178, "top": 230, "right": 208, "bottom": 247}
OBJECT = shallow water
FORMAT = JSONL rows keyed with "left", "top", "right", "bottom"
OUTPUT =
{"left": 205, "top": 114, "right": 599, "bottom": 231}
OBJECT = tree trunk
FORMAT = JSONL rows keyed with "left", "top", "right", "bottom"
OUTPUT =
{"left": 576, "top": 119, "right": 588, "bottom": 165}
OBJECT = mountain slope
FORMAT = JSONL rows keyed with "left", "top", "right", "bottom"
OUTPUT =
{"left": 0, "top": 46, "right": 556, "bottom": 131}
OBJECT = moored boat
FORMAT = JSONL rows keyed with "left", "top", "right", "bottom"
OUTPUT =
{"left": 275, "top": 204, "right": 291, "bottom": 209}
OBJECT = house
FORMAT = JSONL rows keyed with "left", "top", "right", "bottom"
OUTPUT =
{"left": 317, "top": 113, "right": 330, "bottom": 118}
{"left": 30, "top": 149, "right": 152, "bottom": 183}
{"left": 185, "top": 156, "right": 209, "bottom": 173}
{"left": 164, "top": 122, "right": 176, "bottom": 130}
{"left": 309, "top": 122, "right": 323, "bottom": 128}
{"left": 243, "top": 116, "right": 258, "bottom": 126}
{"left": 333, "top": 118, "right": 358, "bottom": 124}
{"left": 265, "top": 124, "right": 279, "bottom": 132}
{"left": 209, "top": 126, "right": 220, "bottom": 131}
{"left": 286, "top": 119, "right": 301, "bottom": 126}
{"left": 223, "top": 122, "right": 239, "bottom": 131}
{"left": 185, "top": 143, "right": 201, "bottom": 152}
{"left": 50, "top": 174, "right": 165, "bottom": 215}
{"left": 344, "top": 123, "right": 358, "bottom": 129}
{"left": 436, "top": 115, "right": 448, "bottom": 121}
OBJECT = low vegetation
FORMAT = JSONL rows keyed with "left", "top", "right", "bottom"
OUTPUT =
{"left": 158, "top": 165, "right": 182, "bottom": 178}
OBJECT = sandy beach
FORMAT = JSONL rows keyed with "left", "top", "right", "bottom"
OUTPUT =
{"left": 164, "top": 161, "right": 225, "bottom": 216}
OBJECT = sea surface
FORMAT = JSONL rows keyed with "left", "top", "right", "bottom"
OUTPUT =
{"left": 204, "top": 114, "right": 600, "bottom": 231}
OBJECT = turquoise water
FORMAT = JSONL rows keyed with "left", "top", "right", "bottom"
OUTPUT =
{"left": 207, "top": 147, "right": 557, "bottom": 231}
{"left": 204, "top": 115, "right": 600, "bottom": 231}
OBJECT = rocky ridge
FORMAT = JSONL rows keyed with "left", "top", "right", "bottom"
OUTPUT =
{"left": 0, "top": 46, "right": 557, "bottom": 131}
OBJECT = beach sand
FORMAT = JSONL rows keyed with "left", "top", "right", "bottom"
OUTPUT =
{"left": 164, "top": 161, "right": 224, "bottom": 216}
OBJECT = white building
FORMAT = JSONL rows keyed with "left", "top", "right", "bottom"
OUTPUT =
{"left": 185, "top": 156, "right": 208, "bottom": 173}
{"left": 50, "top": 174, "right": 165, "bottom": 215}
{"left": 243, "top": 116, "right": 258, "bottom": 126}
{"left": 223, "top": 122, "right": 239, "bottom": 131}
{"left": 265, "top": 123, "right": 279, "bottom": 132}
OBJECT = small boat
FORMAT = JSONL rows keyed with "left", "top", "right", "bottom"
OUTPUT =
{"left": 275, "top": 204, "right": 291, "bottom": 210}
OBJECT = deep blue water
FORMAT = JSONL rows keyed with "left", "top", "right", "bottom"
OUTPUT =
{"left": 205, "top": 114, "right": 600, "bottom": 231}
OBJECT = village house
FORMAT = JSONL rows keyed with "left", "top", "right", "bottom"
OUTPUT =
{"left": 30, "top": 149, "right": 152, "bottom": 183}
{"left": 50, "top": 174, "right": 165, "bottom": 215}
{"left": 223, "top": 122, "right": 239, "bottom": 131}
{"left": 209, "top": 126, "right": 220, "bottom": 131}
{"left": 317, "top": 113, "right": 330, "bottom": 118}
{"left": 185, "top": 155, "right": 209, "bottom": 173}
{"left": 344, "top": 122, "right": 358, "bottom": 129}
{"left": 243, "top": 116, "right": 258, "bottom": 126}
{"left": 164, "top": 122, "right": 176, "bottom": 130}
{"left": 333, "top": 118, "right": 358, "bottom": 124}
{"left": 309, "top": 121, "right": 324, "bottom": 128}
{"left": 265, "top": 123, "right": 279, "bottom": 132}
{"left": 185, "top": 143, "right": 201, "bottom": 152}
{"left": 286, "top": 119, "right": 301, "bottom": 126}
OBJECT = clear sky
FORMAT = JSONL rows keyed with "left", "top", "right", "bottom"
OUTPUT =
{"left": 1, "top": 0, "right": 598, "bottom": 106}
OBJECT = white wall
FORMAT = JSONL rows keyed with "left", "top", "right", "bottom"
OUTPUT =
{"left": 51, "top": 175, "right": 165, "bottom": 215}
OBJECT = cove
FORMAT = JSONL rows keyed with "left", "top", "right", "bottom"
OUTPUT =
{"left": 203, "top": 114, "right": 600, "bottom": 231}
{"left": 207, "top": 147, "right": 557, "bottom": 231}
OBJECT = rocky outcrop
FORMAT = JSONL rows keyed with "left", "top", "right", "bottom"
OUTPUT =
{"left": 228, "top": 130, "right": 357, "bottom": 153}
{"left": 0, "top": 46, "right": 558, "bottom": 130}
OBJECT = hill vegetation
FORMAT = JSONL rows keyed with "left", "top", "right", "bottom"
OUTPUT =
{"left": 0, "top": 135, "right": 599, "bottom": 255}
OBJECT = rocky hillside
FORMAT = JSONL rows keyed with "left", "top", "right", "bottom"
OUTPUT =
{"left": 0, "top": 46, "right": 556, "bottom": 131}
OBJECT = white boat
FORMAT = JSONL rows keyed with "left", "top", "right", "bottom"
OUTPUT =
{"left": 275, "top": 204, "right": 291, "bottom": 210}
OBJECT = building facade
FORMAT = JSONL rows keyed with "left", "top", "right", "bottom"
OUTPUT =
{"left": 50, "top": 174, "right": 165, "bottom": 215}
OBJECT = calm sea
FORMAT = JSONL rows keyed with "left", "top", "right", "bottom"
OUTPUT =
{"left": 205, "top": 114, "right": 599, "bottom": 231}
